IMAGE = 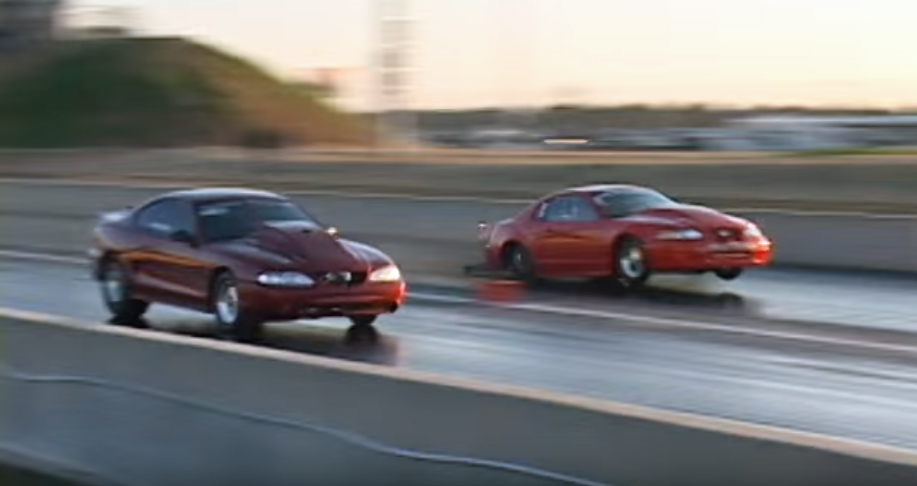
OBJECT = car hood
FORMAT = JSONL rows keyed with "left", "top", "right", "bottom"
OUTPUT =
{"left": 211, "top": 221, "right": 392, "bottom": 272}
{"left": 628, "top": 204, "right": 748, "bottom": 228}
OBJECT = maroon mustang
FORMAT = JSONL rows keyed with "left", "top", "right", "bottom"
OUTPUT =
{"left": 89, "top": 188, "right": 406, "bottom": 342}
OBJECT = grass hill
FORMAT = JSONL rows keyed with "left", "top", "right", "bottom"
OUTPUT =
{"left": 0, "top": 37, "right": 371, "bottom": 147}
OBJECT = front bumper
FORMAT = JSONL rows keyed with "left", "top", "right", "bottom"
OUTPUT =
{"left": 647, "top": 238, "right": 773, "bottom": 272}
{"left": 238, "top": 280, "right": 407, "bottom": 320}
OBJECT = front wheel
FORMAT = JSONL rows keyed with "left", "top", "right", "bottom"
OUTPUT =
{"left": 100, "top": 258, "right": 149, "bottom": 326}
{"left": 346, "top": 315, "right": 379, "bottom": 343}
{"left": 348, "top": 315, "right": 378, "bottom": 328}
{"left": 614, "top": 237, "right": 650, "bottom": 290}
{"left": 715, "top": 268, "right": 744, "bottom": 281}
{"left": 212, "top": 272, "right": 263, "bottom": 343}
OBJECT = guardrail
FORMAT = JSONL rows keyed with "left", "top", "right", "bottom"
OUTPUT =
{"left": 2, "top": 309, "right": 916, "bottom": 486}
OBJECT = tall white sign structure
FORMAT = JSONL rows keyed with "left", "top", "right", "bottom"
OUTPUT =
{"left": 372, "top": 0, "right": 416, "bottom": 147}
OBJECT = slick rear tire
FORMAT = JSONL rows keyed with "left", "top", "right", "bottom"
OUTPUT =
{"left": 212, "top": 272, "right": 263, "bottom": 343}
{"left": 100, "top": 257, "right": 149, "bottom": 327}
{"left": 613, "top": 237, "right": 650, "bottom": 290}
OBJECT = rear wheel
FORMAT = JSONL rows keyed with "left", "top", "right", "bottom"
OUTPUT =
{"left": 614, "top": 237, "right": 650, "bottom": 290}
{"left": 212, "top": 272, "right": 263, "bottom": 343}
{"left": 505, "top": 244, "right": 538, "bottom": 284}
{"left": 715, "top": 268, "right": 744, "bottom": 281}
{"left": 100, "top": 257, "right": 149, "bottom": 326}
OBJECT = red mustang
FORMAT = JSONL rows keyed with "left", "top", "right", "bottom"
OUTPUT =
{"left": 478, "top": 185, "right": 773, "bottom": 288}
{"left": 89, "top": 188, "right": 406, "bottom": 342}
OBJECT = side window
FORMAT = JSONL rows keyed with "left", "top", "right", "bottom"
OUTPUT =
{"left": 541, "top": 196, "right": 599, "bottom": 222}
{"left": 542, "top": 198, "right": 570, "bottom": 221}
{"left": 134, "top": 199, "right": 193, "bottom": 238}
{"left": 196, "top": 200, "right": 251, "bottom": 243}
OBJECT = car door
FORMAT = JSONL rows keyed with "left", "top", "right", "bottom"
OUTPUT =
{"left": 130, "top": 198, "right": 210, "bottom": 306}
{"left": 527, "top": 197, "right": 565, "bottom": 274}
{"left": 529, "top": 195, "right": 606, "bottom": 277}
{"left": 561, "top": 195, "right": 611, "bottom": 276}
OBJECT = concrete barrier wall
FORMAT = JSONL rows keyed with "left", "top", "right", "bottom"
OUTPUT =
{"left": 1, "top": 179, "right": 917, "bottom": 274}
{"left": 2, "top": 310, "right": 917, "bottom": 486}
{"left": 737, "top": 210, "right": 917, "bottom": 273}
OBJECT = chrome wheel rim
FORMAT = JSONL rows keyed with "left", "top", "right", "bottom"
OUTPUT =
{"left": 102, "top": 265, "right": 125, "bottom": 304}
{"left": 512, "top": 249, "right": 527, "bottom": 274}
{"left": 619, "top": 246, "right": 645, "bottom": 279}
{"left": 216, "top": 282, "right": 239, "bottom": 324}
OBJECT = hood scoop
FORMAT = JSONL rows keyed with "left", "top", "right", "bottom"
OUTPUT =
{"left": 253, "top": 222, "right": 366, "bottom": 271}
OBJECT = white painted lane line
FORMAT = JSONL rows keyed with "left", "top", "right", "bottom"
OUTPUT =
{"left": 4, "top": 249, "right": 915, "bottom": 355}
{"left": 407, "top": 292, "right": 917, "bottom": 355}
{"left": 0, "top": 250, "right": 87, "bottom": 265}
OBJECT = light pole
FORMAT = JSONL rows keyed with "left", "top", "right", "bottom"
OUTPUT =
{"left": 372, "top": 0, "right": 417, "bottom": 149}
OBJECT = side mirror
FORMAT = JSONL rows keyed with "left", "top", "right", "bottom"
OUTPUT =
{"left": 170, "top": 229, "right": 197, "bottom": 246}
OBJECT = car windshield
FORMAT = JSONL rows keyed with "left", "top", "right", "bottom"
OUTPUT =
{"left": 592, "top": 189, "right": 678, "bottom": 218}
{"left": 197, "top": 198, "right": 318, "bottom": 242}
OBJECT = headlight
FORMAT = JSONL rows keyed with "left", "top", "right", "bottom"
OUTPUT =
{"left": 369, "top": 265, "right": 402, "bottom": 282}
{"left": 257, "top": 271, "right": 316, "bottom": 288}
{"left": 656, "top": 228, "right": 704, "bottom": 241}
{"left": 743, "top": 224, "right": 764, "bottom": 239}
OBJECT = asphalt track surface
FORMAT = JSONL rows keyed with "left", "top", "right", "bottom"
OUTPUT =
{"left": 3, "top": 256, "right": 917, "bottom": 453}
{"left": 3, "top": 179, "right": 917, "bottom": 452}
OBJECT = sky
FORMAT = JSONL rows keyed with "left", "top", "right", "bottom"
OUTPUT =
{"left": 70, "top": 0, "right": 917, "bottom": 111}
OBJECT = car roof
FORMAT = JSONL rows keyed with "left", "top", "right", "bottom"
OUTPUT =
{"left": 568, "top": 184, "right": 648, "bottom": 193}
{"left": 152, "top": 187, "right": 287, "bottom": 203}
{"left": 547, "top": 184, "right": 651, "bottom": 198}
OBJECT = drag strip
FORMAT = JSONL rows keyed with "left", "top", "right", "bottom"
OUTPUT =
{"left": 2, "top": 256, "right": 917, "bottom": 451}
{"left": 1, "top": 180, "right": 916, "bottom": 332}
